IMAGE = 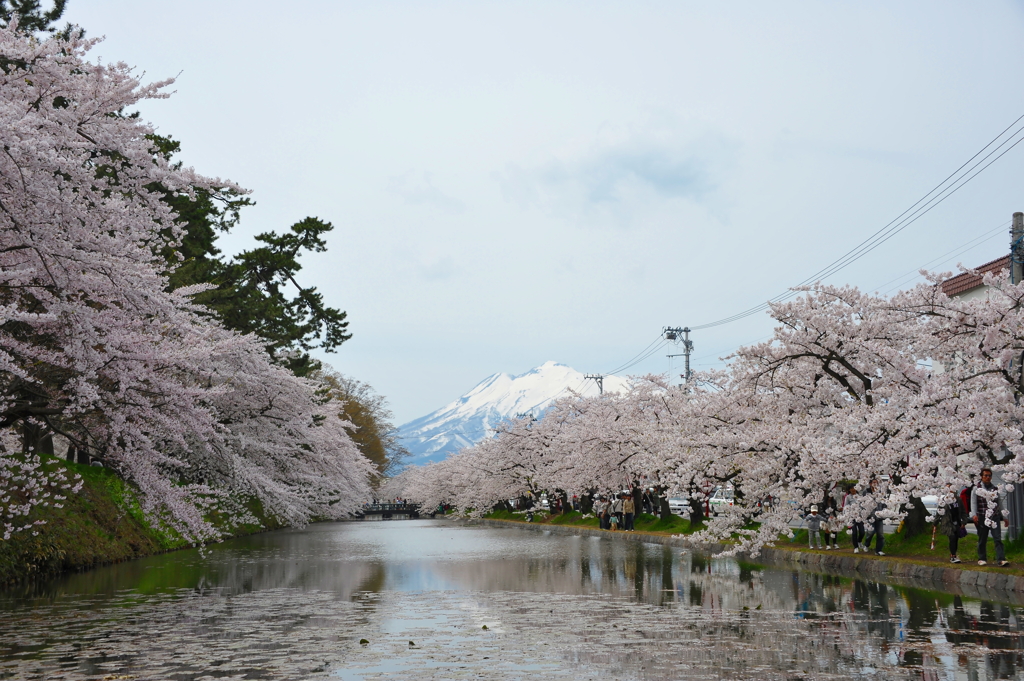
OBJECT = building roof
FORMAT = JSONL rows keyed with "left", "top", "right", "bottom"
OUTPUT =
{"left": 940, "top": 255, "right": 1010, "bottom": 297}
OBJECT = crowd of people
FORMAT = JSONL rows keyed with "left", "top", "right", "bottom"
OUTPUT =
{"left": 592, "top": 492, "right": 637, "bottom": 531}
{"left": 496, "top": 470, "right": 1014, "bottom": 571}
{"left": 507, "top": 469, "right": 1014, "bottom": 570}
{"left": 800, "top": 483, "right": 885, "bottom": 555}
{"left": 505, "top": 488, "right": 668, "bottom": 528}
{"left": 799, "top": 469, "right": 1011, "bottom": 568}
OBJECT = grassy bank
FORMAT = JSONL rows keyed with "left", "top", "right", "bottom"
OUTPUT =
{"left": 484, "top": 508, "right": 693, "bottom": 535}
{"left": 483, "top": 509, "right": 1024, "bottom": 575}
{"left": 786, "top": 525, "right": 1024, "bottom": 573}
{"left": 0, "top": 456, "right": 280, "bottom": 587}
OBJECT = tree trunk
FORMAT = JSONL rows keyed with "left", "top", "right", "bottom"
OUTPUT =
{"left": 902, "top": 496, "right": 929, "bottom": 538}
{"left": 631, "top": 486, "right": 643, "bottom": 517}
{"left": 659, "top": 496, "right": 672, "bottom": 520}
{"left": 653, "top": 487, "right": 672, "bottom": 520}
{"left": 21, "top": 422, "right": 54, "bottom": 456}
{"left": 557, "top": 490, "right": 571, "bottom": 515}
{"left": 688, "top": 495, "right": 705, "bottom": 528}
{"left": 580, "top": 491, "right": 594, "bottom": 515}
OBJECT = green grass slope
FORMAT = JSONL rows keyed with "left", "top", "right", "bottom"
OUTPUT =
{"left": 0, "top": 457, "right": 280, "bottom": 587}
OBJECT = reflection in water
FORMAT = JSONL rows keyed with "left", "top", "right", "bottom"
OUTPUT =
{"left": 1, "top": 519, "right": 1023, "bottom": 679}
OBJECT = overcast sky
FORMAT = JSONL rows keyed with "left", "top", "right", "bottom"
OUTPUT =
{"left": 64, "top": 1, "right": 1024, "bottom": 423}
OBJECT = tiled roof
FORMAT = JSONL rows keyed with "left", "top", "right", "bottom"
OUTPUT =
{"left": 940, "top": 255, "right": 1010, "bottom": 297}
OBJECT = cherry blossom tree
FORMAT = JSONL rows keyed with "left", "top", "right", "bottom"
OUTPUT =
{"left": 0, "top": 24, "right": 371, "bottom": 543}
{"left": 666, "top": 276, "right": 1024, "bottom": 554}
{"left": 397, "top": 269, "right": 1024, "bottom": 556}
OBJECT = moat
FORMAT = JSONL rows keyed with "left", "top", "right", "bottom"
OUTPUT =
{"left": 2, "top": 519, "right": 1022, "bottom": 680}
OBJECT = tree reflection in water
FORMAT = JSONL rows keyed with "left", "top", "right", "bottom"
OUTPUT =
{"left": 1, "top": 520, "right": 1023, "bottom": 679}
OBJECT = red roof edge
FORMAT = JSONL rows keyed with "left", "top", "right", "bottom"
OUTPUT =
{"left": 940, "top": 255, "right": 1010, "bottom": 297}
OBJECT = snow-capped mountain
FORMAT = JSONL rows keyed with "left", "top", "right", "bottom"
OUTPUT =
{"left": 397, "top": 361, "right": 630, "bottom": 466}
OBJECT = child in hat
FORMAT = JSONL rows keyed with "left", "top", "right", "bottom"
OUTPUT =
{"left": 804, "top": 505, "right": 824, "bottom": 549}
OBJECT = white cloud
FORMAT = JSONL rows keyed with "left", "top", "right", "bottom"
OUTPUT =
{"left": 494, "top": 133, "right": 734, "bottom": 227}
{"left": 388, "top": 172, "right": 465, "bottom": 215}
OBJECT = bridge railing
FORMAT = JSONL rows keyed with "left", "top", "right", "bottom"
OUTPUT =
{"left": 362, "top": 503, "right": 421, "bottom": 513}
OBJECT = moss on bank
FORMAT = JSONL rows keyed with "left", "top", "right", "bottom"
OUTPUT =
{"left": 0, "top": 456, "right": 281, "bottom": 587}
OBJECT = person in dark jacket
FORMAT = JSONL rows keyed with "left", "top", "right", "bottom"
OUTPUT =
{"left": 971, "top": 468, "right": 1010, "bottom": 567}
{"left": 938, "top": 490, "right": 966, "bottom": 564}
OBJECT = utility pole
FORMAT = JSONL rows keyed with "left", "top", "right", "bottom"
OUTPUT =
{"left": 663, "top": 327, "right": 693, "bottom": 384}
{"left": 1009, "top": 212, "right": 1024, "bottom": 541}
{"left": 584, "top": 374, "right": 604, "bottom": 395}
{"left": 1013, "top": 212, "right": 1024, "bottom": 285}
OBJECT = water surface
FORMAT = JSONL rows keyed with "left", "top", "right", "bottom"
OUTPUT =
{"left": 2, "top": 519, "right": 1023, "bottom": 679}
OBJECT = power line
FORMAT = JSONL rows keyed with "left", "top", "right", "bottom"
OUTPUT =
{"left": 566, "top": 377, "right": 589, "bottom": 395}
{"left": 689, "top": 113, "right": 1024, "bottom": 331}
{"left": 686, "top": 219, "right": 1013, "bottom": 369}
{"left": 604, "top": 338, "right": 668, "bottom": 376}
{"left": 828, "top": 132, "right": 1024, "bottom": 269}
{"left": 875, "top": 220, "right": 1009, "bottom": 295}
{"left": 603, "top": 333, "right": 667, "bottom": 375}
{"left": 598, "top": 114, "right": 1024, "bottom": 380}
{"left": 795, "top": 120, "right": 1024, "bottom": 285}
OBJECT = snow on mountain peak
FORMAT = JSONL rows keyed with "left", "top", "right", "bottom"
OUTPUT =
{"left": 397, "top": 362, "right": 629, "bottom": 466}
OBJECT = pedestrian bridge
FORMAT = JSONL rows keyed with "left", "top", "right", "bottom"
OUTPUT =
{"left": 357, "top": 503, "right": 422, "bottom": 520}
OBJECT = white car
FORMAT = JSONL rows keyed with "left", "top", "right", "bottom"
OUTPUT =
{"left": 668, "top": 497, "right": 687, "bottom": 515}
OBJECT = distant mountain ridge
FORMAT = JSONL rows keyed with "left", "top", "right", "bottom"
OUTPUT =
{"left": 397, "top": 361, "right": 629, "bottom": 466}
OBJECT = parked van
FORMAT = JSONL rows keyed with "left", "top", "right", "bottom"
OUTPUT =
{"left": 708, "top": 486, "right": 734, "bottom": 516}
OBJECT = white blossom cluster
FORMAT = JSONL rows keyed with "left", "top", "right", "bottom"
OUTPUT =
{"left": 1, "top": 453, "right": 80, "bottom": 540}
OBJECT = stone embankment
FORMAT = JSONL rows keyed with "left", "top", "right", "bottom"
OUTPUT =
{"left": 467, "top": 517, "right": 1024, "bottom": 604}
{"left": 755, "top": 544, "right": 1024, "bottom": 596}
